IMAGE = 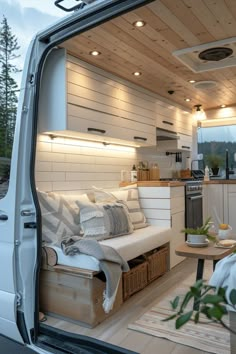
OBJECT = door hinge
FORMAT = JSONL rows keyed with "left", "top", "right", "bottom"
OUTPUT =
{"left": 16, "top": 292, "right": 22, "bottom": 307}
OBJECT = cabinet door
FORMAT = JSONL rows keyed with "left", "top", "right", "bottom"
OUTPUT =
{"left": 156, "top": 134, "right": 192, "bottom": 152}
{"left": 170, "top": 211, "right": 185, "bottom": 268}
{"left": 228, "top": 193, "right": 236, "bottom": 233}
{"left": 67, "top": 104, "right": 156, "bottom": 146}
{"left": 204, "top": 185, "right": 224, "bottom": 225}
{"left": 156, "top": 103, "right": 192, "bottom": 136}
{"left": 177, "top": 134, "right": 192, "bottom": 151}
{"left": 157, "top": 117, "right": 177, "bottom": 133}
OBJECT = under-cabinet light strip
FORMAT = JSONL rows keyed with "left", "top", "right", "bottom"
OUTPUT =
{"left": 44, "top": 132, "right": 140, "bottom": 149}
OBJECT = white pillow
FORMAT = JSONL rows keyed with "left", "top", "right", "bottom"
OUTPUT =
{"left": 93, "top": 186, "right": 148, "bottom": 230}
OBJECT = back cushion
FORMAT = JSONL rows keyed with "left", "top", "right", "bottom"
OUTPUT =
{"left": 76, "top": 198, "right": 134, "bottom": 240}
{"left": 37, "top": 190, "right": 90, "bottom": 244}
{"left": 93, "top": 187, "right": 148, "bottom": 230}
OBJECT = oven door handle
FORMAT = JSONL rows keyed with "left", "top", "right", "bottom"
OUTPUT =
{"left": 188, "top": 195, "right": 203, "bottom": 200}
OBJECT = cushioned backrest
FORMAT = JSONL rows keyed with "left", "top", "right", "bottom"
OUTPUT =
{"left": 37, "top": 190, "right": 90, "bottom": 244}
{"left": 76, "top": 199, "right": 134, "bottom": 240}
{"left": 93, "top": 187, "right": 148, "bottom": 230}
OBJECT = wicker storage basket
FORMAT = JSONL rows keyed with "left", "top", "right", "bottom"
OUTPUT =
{"left": 146, "top": 245, "right": 169, "bottom": 283}
{"left": 123, "top": 258, "right": 148, "bottom": 301}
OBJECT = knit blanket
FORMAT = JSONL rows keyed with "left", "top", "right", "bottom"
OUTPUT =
{"left": 209, "top": 253, "right": 236, "bottom": 309}
{"left": 61, "top": 236, "right": 129, "bottom": 313}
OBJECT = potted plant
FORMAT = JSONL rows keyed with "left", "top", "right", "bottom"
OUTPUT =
{"left": 205, "top": 154, "right": 223, "bottom": 176}
{"left": 181, "top": 217, "right": 216, "bottom": 244}
{"left": 164, "top": 279, "right": 236, "bottom": 334}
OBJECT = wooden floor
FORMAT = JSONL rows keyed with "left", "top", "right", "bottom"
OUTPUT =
{"left": 44, "top": 258, "right": 214, "bottom": 354}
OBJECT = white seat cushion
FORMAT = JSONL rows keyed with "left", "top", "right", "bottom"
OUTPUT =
{"left": 49, "top": 225, "right": 171, "bottom": 271}
{"left": 100, "top": 226, "right": 171, "bottom": 261}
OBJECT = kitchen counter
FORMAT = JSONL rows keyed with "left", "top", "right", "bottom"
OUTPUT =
{"left": 120, "top": 179, "right": 236, "bottom": 187}
{"left": 119, "top": 181, "right": 185, "bottom": 187}
{"left": 203, "top": 180, "right": 236, "bottom": 184}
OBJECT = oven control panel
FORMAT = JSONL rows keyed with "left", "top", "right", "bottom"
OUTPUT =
{"left": 185, "top": 181, "right": 203, "bottom": 195}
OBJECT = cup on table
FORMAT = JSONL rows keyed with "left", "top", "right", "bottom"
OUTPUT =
{"left": 218, "top": 225, "right": 232, "bottom": 240}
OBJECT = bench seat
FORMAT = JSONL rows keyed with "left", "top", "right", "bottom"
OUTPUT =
{"left": 48, "top": 225, "right": 171, "bottom": 271}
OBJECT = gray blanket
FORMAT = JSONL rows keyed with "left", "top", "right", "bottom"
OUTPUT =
{"left": 61, "top": 236, "right": 129, "bottom": 313}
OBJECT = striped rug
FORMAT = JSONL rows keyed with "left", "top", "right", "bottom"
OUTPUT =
{"left": 128, "top": 284, "right": 230, "bottom": 354}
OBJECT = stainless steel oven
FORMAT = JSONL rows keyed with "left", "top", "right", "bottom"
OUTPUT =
{"left": 185, "top": 181, "right": 203, "bottom": 232}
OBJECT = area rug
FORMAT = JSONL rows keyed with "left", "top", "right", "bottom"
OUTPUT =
{"left": 128, "top": 281, "right": 230, "bottom": 354}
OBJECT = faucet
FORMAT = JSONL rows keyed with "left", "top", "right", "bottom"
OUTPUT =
{"left": 226, "top": 149, "right": 230, "bottom": 180}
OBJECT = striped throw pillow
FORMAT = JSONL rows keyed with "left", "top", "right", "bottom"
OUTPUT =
{"left": 93, "top": 187, "right": 148, "bottom": 230}
{"left": 76, "top": 199, "right": 134, "bottom": 240}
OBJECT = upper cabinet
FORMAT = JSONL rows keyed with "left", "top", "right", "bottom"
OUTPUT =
{"left": 155, "top": 133, "right": 192, "bottom": 152}
{"left": 156, "top": 103, "right": 193, "bottom": 136}
{"left": 155, "top": 102, "right": 193, "bottom": 151}
{"left": 38, "top": 49, "right": 156, "bottom": 147}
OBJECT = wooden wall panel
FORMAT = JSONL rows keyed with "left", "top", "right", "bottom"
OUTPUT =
{"left": 61, "top": 0, "right": 236, "bottom": 110}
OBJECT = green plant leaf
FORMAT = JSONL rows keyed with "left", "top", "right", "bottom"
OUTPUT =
{"left": 181, "top": 217, "right": 212, "bottom": 235}
{"left": 201, "top": 305, "right": 213, "bottom": 319}
{"left": 229, "top": 289, "right": 236, "bottom": 305}
{"left": 194, "top": 311, "right": 200, "bottom": 324}
{"left": 180, "top": 292, "right": 193, "bottom": 312}
{"left": 170, "top": 296, "right": 180, "bottom": 310}
{"left": 195, "top": 279, "right": 204, "bottom": 288}
{"left": 176, "top": 311, "right": 193, "bottom": 329}
{"left": 202, "top": 294, "right": 224, "bottom": 304}
{"left": 162, "top": 314, "right": 177, "bottom": 322}
{"left": 207, "top": 305, "right": 226, "bottom": 320}
{"left": 190, "top": 286, "right": 201, "bottom": 297}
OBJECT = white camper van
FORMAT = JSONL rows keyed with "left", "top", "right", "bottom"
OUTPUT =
{"left": 0, "top": 1, "right": 154, "bottom": 352}
{"left": 2, "top": 0, "right": 236, "bottom": 352}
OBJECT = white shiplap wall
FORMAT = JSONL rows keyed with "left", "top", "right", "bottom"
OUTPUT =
{"left": 36, "top": 53, "right": 192, "bottom": 193}
{"left": 35, "top": 134, "right": 178, "bottom": 193}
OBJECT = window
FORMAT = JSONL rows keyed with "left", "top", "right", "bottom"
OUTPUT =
{"left": 198, "top": 125, "right": 236, "bottom": 177}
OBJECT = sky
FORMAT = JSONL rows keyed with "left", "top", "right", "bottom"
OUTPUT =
{"left": 198, "top": 126, "right": 236, "bottom": 143}
{"left": 1, "top": 0, "right": 66, "bottom": 85}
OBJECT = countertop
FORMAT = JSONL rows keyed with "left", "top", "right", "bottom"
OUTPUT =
{"left": 120, "top": 179, "right": 236, "bottom": 187}
{"left": 119, "top": 181, "right": 186, "bottom": 187}
{"left": 203, "top": 179, "right": 236, "bottom": 184}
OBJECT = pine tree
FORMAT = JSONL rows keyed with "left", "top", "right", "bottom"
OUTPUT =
{"left": 0, "top": 16, "right": 20, "bottom": 160}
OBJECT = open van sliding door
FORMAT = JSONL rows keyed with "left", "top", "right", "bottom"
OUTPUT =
{"left": 0, "top": 0, "right": 153, "bottom": 350}
{"left": 0, "top": 38, "right": 38, "bottom": 345}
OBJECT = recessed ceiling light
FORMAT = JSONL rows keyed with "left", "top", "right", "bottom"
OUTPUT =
{"left": 221, "top": 104, "right": 226, "bottom": 108}
{"left": 89, "top": 50, "right": 101, "bottom": 56}
{"left": 133, "top": 20, "right": 146, "bottom": 27}
{"left": 184, "top": 98, "right": 191, "bottom": 102}
{"left": 133, "top": 71, "right": 142, "bottom": 76}
{"left": 189, "top": 80, "right": 196, "bottom": 83}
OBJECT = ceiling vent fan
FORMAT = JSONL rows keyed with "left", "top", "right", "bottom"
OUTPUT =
{"left": 173, "top": 37, "right": 236, "bottom": 73}
{"left": 198, "top": 47, "right": 233, "bottom": 61}
{"left": 193, "top": 80, "right": 217, "bottom": 90}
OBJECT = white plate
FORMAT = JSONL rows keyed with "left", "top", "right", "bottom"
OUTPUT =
{"left": 215, "top": 240, "right": 236, "bottom": 249}
{"left": 186, "top": 240, "right": 209, "bottom": 248}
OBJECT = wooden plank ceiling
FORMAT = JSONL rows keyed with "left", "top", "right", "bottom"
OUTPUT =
{"left": 62, "top": 0, "right": 236, "bottom": 111}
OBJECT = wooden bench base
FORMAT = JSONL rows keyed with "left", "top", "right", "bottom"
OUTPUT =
{"left": 40, "top": 243, "right": 169, "bottom": 328}
{"left": 40, "top": 265, "right": 123, "bottom": 328}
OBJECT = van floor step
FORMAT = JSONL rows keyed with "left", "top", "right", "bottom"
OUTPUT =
{"left": 38, "top": 323, "right": 138, "bottom": 354}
